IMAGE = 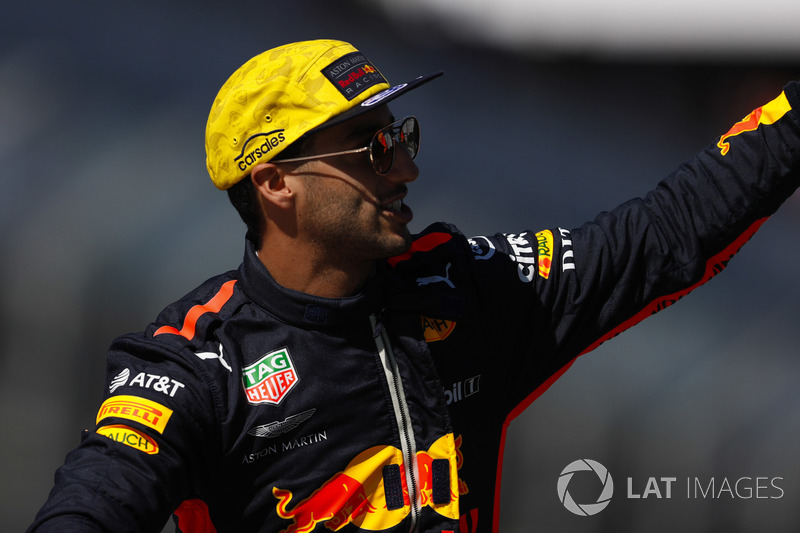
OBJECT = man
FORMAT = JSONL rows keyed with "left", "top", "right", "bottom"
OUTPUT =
{"left": 28, "top": 39, "right": 800, "bottom": 532}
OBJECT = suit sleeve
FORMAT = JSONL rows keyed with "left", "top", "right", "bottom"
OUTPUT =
{"left": 555, "top": 82, "right": 800, "bottom": 356}
{"left": 465, "top": 82, "right": 800, "bottom": 414}
{"left": 27, "top": 335, "right": 222, "bottom": 533}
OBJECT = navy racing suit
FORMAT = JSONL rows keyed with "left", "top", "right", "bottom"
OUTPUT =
{"left": 29, "top": 83, "right": 800, "bottom": 532}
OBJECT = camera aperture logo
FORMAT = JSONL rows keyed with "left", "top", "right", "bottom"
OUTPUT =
{"left": 557, "top": 459, "right": 614, "bottom": 516}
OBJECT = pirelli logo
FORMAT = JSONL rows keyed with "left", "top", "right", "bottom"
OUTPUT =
{"left": 96, "top": 395, "right": 173, "bottom": 434}
{"left": 97, "top": 424, "right": 160, "bottom": 455}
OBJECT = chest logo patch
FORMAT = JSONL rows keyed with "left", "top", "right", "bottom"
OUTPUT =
{"left": 535, "top": 229, "right": 554, "bottom": 279}
{"left": 242, "top": 348, "right": 299, "bottom": 405}
{"left": 422, "top": 316, "right": 456, "bottom": 343}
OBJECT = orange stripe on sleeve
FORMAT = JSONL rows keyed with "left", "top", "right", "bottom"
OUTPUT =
{"left": 154, "top": 280, "right": 237, "bottom": 341}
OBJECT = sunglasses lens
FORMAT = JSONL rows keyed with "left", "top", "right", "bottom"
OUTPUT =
{"left": 399, "top": 117, "right": 419, "bottom": 159}
{"left": 371, "top": 128, "right": 395, "bottom": 174}
{"left": 369, "top": 117, "right": 420, "bottom": 174}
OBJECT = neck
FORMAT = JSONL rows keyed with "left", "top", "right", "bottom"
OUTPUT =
{"left": 256, "top": 238, "right": 374, "bottom": 299}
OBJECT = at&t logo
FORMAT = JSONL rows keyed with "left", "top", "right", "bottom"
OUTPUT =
{"left": 557, "top": 459, "right": 614, "bottom": 516}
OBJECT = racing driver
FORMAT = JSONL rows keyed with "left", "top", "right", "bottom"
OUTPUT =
{"left": 28, "top": 39, "right": 800, "bottom": 533}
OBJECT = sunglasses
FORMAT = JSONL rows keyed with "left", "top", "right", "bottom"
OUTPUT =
{"left": 271, "top": 116, "right": 420, "bottom": 175}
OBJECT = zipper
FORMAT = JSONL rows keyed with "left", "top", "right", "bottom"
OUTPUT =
{"left": 370, "top": 314, "right": 421, "bottom": 532}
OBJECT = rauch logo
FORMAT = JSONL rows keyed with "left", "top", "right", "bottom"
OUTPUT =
{"left": 242, "top": 348, "right": 298, "bottom": 405}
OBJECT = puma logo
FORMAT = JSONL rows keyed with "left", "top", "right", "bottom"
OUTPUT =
{"left": 194, "top": 343, "right": 232, "bottom": 373}
{"left": 416, "top": 262, "right": 455, "bottom": 289}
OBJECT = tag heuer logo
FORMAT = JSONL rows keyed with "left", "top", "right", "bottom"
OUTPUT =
{"left": 242, "top": 348, "right": 298, "bottom": 405}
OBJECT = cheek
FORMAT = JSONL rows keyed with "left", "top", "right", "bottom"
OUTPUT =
{"left": 301, "top": 195, "right": 361, "bottom": 232}
{"left": 301, "top": 168, "right": 380, "bottom": 220}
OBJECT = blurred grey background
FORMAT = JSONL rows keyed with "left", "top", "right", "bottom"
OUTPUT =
{"left": 3, "top": 1, "right": 800, "bottom": 531}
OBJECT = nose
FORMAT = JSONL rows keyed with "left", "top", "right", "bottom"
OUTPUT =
{"left": 385, "top": 145, "right": 419, "bottom": 184}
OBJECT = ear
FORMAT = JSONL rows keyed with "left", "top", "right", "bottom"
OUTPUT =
{"left": 251, "top": 163, "right": 295, "bottom": 210}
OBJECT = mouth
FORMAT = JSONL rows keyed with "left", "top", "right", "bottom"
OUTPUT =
{"left": 380, "top": 195, "right": 413, "bottom": 223}
{"left": 385, "top": 198, "right": 403, "bottom": 212}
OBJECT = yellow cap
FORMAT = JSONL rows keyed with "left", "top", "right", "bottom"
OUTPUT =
{"left": 205, "top": 39, "right": 442, "bottom": 190}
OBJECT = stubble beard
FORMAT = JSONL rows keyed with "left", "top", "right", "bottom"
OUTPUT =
{"left": 305, "top": 189, "right": 412, "bottom": 265}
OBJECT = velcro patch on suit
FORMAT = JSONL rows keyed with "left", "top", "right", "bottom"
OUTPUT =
{"left": 432, "top": 459, "right": 451, "bottom": 504}
{"left": 382, "top": 464, "right": 405, "bottom": 510}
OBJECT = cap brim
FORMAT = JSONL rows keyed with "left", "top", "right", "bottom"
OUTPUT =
{"left": 307, "top": 71, "right": 444, "bottom": 135}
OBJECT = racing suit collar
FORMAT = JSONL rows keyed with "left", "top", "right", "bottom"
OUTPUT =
{"left": 238, "top": 238, "right": 385, "bottom": 328}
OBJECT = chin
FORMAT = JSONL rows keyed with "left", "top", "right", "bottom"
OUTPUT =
{"left": 392, "top": 229, "right": 414, "bottom": 252}
{"left": 375, "top": 232, "right": 413, "bottom": 260}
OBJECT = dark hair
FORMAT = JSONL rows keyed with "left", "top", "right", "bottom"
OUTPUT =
{"left": 226, "top": 177, "right": 263, "bottom": 243}
{"left": 226, "top": 137, "right": 312, "bottom": 244}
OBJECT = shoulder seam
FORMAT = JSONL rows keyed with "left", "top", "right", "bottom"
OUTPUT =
{"left": 154, "top": 279, "right": 238, "bottom": 341}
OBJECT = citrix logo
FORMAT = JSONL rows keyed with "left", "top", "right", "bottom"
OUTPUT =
{"left": 557, "top": 459, "right": 614, "bottom": 516}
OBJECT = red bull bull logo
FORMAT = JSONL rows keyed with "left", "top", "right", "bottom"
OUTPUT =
{"left": 717, "top": 91, "right": 792, "bottom": 156}
{"left": 416, "top": 434, "right": 465, "bottom": 515}
{"left": 273, "top": 434, "right": 467, "bottom": 532}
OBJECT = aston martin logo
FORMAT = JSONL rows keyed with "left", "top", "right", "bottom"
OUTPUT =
{"left": 247, "top": 408, "right": 316, "bottom": 438}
